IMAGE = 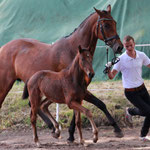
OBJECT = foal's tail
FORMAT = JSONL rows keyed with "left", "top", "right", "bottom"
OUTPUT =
{"left": 22, "top": 80, "right": 29, "bottom": 99}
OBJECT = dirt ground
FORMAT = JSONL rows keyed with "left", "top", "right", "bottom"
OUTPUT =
{"left": 0, "top": 126, "right": 150, "bottom": 150}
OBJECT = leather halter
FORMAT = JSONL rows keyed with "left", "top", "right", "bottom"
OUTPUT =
{"left": 96, "top": 16, "right": 119, "bottom": 46}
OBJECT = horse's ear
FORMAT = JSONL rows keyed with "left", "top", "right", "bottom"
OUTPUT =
{"left": 78, "top": 45, "right": 82, "bottom": 53}
{"left": 93, "top": 7, "right": 102, "bottom": 15}
{"left": 107, "top": 4, "right": 111, "bottom": 14}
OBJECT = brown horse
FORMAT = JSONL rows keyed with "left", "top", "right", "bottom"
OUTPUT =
{"left": 0, "top": 5, "right": 123, "bottom": 141}
{"left": 23, "top": 46, "right": 97, "bottom": 146}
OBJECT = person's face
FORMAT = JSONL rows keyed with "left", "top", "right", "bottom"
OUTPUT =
{"left": 123, "top": 39, "right": 135, "bottom": 52}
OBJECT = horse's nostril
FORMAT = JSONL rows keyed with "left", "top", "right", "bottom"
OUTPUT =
{"left": 116, "top": 45, "right": 123, "bottom": 54}
{"left": 118, "top": 45, "right": 123, "bottom": 52}
{"left": 113, "top": 43, "right": 123, "bottom": 54}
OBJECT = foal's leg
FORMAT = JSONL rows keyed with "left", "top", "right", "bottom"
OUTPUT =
{"left": 74, "top": 110, "right": 84, "bottom": 144}
{"left": 30, "top": 98, "right": 40, "bottom": 147}
{"left": 40, "top": 99, "right": 60, "bottom": 138}
{"left": 84, "top": 91, "right": 123, "bottom": 137}
{"left": 67, "top": 91, "right": 123, "bottom": 142}
{"left": 69, "top": 101, "right": 98, "bottom": 143}
{"left": 24, "top": 80, "right": 54, "bottom": 131}
{"left": 28, "top": 101, "right": 55, "bottom": 131}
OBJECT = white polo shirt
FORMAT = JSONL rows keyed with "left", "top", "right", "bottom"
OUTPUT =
{"left": 113, "top": 50, "right": 150, "bottom": 88}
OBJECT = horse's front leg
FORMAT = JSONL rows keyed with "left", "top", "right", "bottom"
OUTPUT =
{"left": 67, "top": 111, "right": 76, "bottom": 142}
{"left": 85, "top": 90, "right": 124, "bottom": 138}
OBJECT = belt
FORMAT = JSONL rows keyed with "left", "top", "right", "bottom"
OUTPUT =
{"left": 125, "top": 83, "right": 145, "bottom": 92}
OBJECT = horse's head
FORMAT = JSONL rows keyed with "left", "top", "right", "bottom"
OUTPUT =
{"left": 78, "top": 45, "right": 95, "bottom": 85}
{"left": 94, "top": 5, "right": 123, "bottom": 54}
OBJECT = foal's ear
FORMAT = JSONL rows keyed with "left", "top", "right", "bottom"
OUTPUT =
{"left": 78, "top": 45, "right": 83, "bottom": 53}
{"left": 107, "top": 4, "right": 111, "bottom": 14}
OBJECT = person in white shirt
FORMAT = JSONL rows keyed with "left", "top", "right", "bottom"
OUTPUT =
{"left": 107, "top": 35, "right": 150, "bottom": 141}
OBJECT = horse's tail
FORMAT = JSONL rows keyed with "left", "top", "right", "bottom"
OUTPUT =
{"left": 22, "top": 80, "right": 29, "bottom": 99}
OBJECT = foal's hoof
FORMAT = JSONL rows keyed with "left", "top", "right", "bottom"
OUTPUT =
{"left": 79, "top": 139, "right": 85, "bottom": 145}
{"left": 93, "top": 135, "right": 98, "bottom": 143}
{"left": 114, "top": 131, "right": 124, "bottom": 138}
{"left": 93, "top": 137, "right": 98, "bottom": 143}
{"left": 52, "top": 131, "right": 60, "bottom": 139}
{"left": 36, "top": 142, "right": 41, "bottom": 148}
{"left": 93, "top": 131, "right": 98, "bottom": 143}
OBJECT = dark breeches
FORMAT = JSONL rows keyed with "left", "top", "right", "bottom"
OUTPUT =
{"left": 125, "top": 86, "right": 150, "bottom": 137}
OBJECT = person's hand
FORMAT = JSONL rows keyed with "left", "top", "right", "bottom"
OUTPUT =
{"left": 103, "top": 62, "right": 112, "bottom": 74}
{"left": 105, "top": 62, "right": 112, "bottom": 68}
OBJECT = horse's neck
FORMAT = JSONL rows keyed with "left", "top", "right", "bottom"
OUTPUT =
{"left": 68, "top": 55, "right": 86, "bottom": 87}
{"left": 70, "top": 13, "right": 98, "bottom": 56}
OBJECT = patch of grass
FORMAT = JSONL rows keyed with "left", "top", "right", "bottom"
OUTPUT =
{"left": 81, "top": 114, "right": 90, "bottom": 127}
{"left": 59, "top": 109, "right": 74, "bottom": 128}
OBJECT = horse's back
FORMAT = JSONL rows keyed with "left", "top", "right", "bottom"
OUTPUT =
{"left": 0, "top": 37, "right": 76, "bottom": 82}
{"left": 0, "top": 39, "right": 54, "bottom": 81}
{"left": 0, "top": 38, "right": 51, "bottom": 62}
{"left": 1, "top": 38, "right": 51, "bottom": 52}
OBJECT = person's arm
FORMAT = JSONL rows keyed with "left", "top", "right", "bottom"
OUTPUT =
{"left": 107, "top": 69, "right": 118, "bottom": 79}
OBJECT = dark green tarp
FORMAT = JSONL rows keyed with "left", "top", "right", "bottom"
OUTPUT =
{"left": 0, "top": 0, "right": 150, "bottom": 80}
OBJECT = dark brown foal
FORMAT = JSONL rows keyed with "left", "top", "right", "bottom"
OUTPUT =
{"left": 23, "top": 46, "right": 97, "bottom": 147}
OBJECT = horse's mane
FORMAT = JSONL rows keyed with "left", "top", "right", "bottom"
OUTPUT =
{"left": 64, "top": 12, "right": 95, "bottom": 38}
{"left": 64, "top": 10, "right": 110, "bottom": 39}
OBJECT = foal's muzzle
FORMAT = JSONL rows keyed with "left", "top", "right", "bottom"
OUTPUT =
{"left": 88, "top": 72, "right": 95, "bottom": 79}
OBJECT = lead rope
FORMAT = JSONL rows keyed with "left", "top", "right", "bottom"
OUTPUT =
{"left": 103, "top": 46, "right": 109, "bottom": 74}
{"left": 106, "top": 46, "right": 109, "bottom": 65}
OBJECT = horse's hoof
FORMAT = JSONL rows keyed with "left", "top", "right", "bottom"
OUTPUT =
{"left": 52, "top": 131, "right": 60, "bottom": 139}
{"left": 114, "top": 131, "right": 124, "bottom": 138}
{"left": 67, "top": 136, "right": 75, "bottom": 143}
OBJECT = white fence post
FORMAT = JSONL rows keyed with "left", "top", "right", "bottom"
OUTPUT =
{"left": 56, "top": 103, "right": 59, "bottom": 122}
{"left": 56, "top": 103, "right": 61, "bottom": 130}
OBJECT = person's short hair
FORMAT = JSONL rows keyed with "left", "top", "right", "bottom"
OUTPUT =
{"left": 123, "top": 35, "right": 134, "bottom": 43}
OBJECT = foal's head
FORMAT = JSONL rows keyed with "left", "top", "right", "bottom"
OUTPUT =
{"left": 78, "top": 45, "right": 95, "bottom": 85}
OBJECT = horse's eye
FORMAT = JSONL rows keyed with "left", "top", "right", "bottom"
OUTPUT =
{"left": 104, "top": 23, "right": 110, "bottom": 29}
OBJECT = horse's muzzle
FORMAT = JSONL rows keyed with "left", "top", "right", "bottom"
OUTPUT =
{"left": 112, "top": 42, "right": 123, "bottom": 54}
